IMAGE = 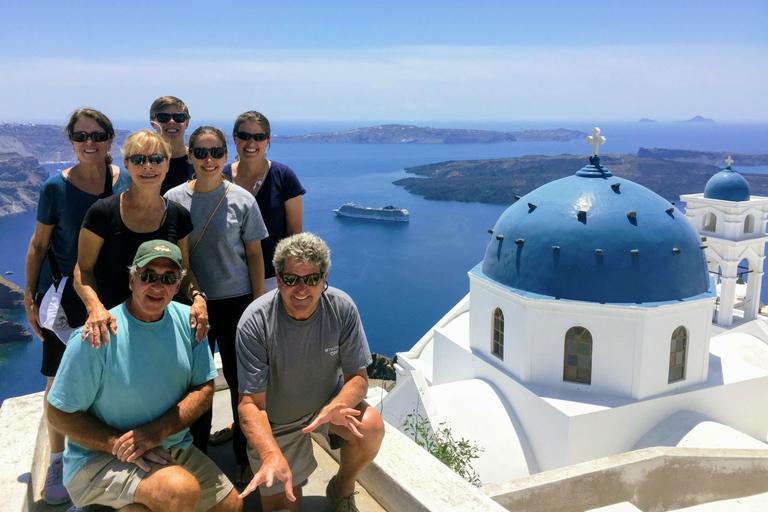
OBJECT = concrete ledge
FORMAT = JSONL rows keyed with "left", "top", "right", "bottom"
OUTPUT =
{"left": 0, "top": 392, "right": 46, "bottom": 512}
{"left": 313, "top": 422, "right": 508, "bottom": 512}
{"left": 586, "top": 504, "right": 642, "bottom": 512}
{"left": 483, "top": 446, "right": 768, "bottom": 512}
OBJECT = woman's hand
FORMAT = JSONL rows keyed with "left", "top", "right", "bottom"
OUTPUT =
{"left": 24, "top": 294, "right": 44, "bottom": 340}
{"left": 190, "top": 294, "right": 209, "bottom": 342}
{"left": 82, "top": 303, "right": 117, "bottom": 348}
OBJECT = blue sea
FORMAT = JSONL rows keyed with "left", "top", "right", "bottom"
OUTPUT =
{"left": 1, "top": 120, "right": 768, "bottom": 405}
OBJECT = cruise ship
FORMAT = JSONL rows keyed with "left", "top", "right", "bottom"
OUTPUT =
{"left": 334, "top": 203, "right": 410, "bottom": 222}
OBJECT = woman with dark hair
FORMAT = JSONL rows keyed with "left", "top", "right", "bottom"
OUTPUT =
{"left": 165, "top": 126, "right": 267, "bottom": 483}
{"left": 24, "top": 108, "right": 130, "bottom": 506}
{"left": 74, "top": 130, "right": 208, "bottom": 347}
{"left": 224, "top": 110, "right": 305, "bottom": 293}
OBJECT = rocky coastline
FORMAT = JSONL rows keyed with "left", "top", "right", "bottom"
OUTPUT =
{"left": 0, "top": 276, "right": 29, "bottom": 343}
{"left": 394, "top": 149, "right": 768, "bottom": 204}
{"left": 0, "top": 152, "right": 48, "bottom": 216}
{"left": 272, "top": 124, "right": 587, "bottom": 144}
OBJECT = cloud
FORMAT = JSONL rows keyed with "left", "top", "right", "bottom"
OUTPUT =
{"left": 1, "top": 44, "right": 766, "bottom": 122}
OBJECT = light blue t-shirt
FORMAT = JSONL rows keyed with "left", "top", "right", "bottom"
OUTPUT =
{"left": 47, "top": 301, "right": 218, "bottom": 485}
{"left": 165, "top": 181, "right": 268, "bottom": 300}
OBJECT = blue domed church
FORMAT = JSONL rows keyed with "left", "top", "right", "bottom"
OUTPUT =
{"left": 379, "top": 131, "right": 768, "bottom": 486}
{"left": 681, "top": 158, "right": 768, "bottom": 327}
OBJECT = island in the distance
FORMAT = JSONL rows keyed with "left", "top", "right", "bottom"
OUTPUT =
{"left": 394, "top": 149, "right": 768, "bottom": 204}
{"left": 271, "top": 124, "right": 588, "bottom": 143}
{"left": 682, "top": 115, "right": 715, "bottom": 123}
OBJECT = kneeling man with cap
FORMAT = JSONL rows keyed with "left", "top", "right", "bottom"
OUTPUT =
{"left": 47, "top": 240, "right": 241, "bottom": 512}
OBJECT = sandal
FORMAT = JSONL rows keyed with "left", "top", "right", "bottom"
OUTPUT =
{"left": 208, "top": 426, "right": 233, "bottom": 446}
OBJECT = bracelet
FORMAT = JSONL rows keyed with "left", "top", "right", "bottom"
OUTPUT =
{"left": 192, "top": 291, "right": 208, "bottom": 302}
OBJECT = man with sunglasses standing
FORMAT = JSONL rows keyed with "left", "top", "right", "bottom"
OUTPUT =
{"left": 236, "top": 233, "right": 385, "bottom": 512}
{"left": 150, "top": 95, "right": 195, "bottom": 194}
{"left": 47, "top": 240, "right": 241, "bottom": 512}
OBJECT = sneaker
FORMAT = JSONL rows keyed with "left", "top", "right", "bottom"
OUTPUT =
{"left": 42, "top": 460, "right": 70, "bottom": 505}
{"left": 65, "top": 506, "right": 85, "bottom": 512}
{"left": 326, "top": 476, "right": 359, "bottom": 512}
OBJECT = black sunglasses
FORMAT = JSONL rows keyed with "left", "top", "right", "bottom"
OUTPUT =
{"left": 128, "top": 154, "right": 166, "bottom": 165}
{"left": 153, "top": 113, "right": 188, "bottom": 123}
{"left": 70, "top": 131, "right": 111, "bottom": 143}
{"left": 191, "top": 147, "right": 227, "bottom": 160}
{"left": 235, "top": 131, "right": 269, "bottom": 142}
{"left": 279, "top": 272, "right": 323, "bottom": 287}
{"left": 139, "top": 271, "right": 180, "bottom": 285}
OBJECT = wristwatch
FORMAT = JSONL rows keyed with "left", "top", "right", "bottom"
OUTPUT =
{"left": 192, "top": 291, "right": 208, "bottom": 302}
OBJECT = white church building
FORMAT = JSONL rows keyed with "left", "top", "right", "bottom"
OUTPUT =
{"left": 378, "top": 132, "right": 768, "bottom": 486}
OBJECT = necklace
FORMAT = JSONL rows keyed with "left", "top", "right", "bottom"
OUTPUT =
{"left": 251, "top": 160, "right": 270, "bottom": 192}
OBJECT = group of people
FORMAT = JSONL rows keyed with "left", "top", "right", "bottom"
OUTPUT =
{"left": 24, "top": 97, "right": 385, "bottom": 512}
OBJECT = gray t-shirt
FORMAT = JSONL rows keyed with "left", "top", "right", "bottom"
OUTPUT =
{"left": 165, "top": 181, "right": 268, "bottom": 300}
{"left": 236, "top": 287, "right": 372, "bottom": 425}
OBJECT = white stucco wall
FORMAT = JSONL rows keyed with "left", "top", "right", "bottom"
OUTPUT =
{"left": 401, "top": 309, "right": 768, "bottom": 471}
{"left": 468, "top": 273, "right": 714, "bottom": 400}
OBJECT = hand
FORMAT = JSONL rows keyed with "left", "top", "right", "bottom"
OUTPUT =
{"left": 112, "top": 427, "right": 162, "bottom": 465}
{"left": 190, "top": 295, "right": 209, "bottom": 342}
{"left": 81, "top": 303, "right": 117, "bottom": 348}
{"left": 24, "top": 298, "right": 44, "bottom": 340}
{"left": 131, "top": 446, "right": 177, "bottom": 473}
{"left": 238, "top": 453, "right": 296, "bottom": 501}
{"left": 302, "top": 402, "right": 364, "bottom": 439}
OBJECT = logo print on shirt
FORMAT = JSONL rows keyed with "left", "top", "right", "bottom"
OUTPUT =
{"left": 324, "top": 346, "right": 339, "bottom": 356}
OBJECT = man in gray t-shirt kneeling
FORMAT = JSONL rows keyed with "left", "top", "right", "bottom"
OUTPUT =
{"left": 236, "top": 233, "right": 385, "bottom": 512}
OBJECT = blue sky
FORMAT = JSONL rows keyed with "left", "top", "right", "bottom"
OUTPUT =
{"left": 1, "top": 1, "right": 766, "bottom": 123}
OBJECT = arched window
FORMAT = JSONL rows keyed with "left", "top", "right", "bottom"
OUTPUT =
{"left": 703, "top": 212, "right": 717, "bottom": 232}
{"left": 491, "top": 308, "right": 504, "bottom": 360}
{"left": 564, "top": 327, "right": 592, "bottom": 384}
{"left": 744, "top": 215, "right": 754, "bottom": 233}
{"left": 669, "top": 326, "right": 687, "bottom": 383}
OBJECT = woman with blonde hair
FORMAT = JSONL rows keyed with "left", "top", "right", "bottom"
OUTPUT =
{"left": 75, "top": 130, "right": 208, "bottom": 347}
{"left": 166, "top": 125, "right": 267, "bottom": 481}
{"left": 24, "top": 108, "right": 130, "bottom": 506}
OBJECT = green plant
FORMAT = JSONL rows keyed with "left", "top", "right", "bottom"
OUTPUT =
{"left": 402, "top": 411, "right": 483, "bottom": 486}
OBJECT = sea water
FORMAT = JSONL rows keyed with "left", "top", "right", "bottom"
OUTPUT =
{"left": 1, "top": 121, "right": 767, "bottom": 405}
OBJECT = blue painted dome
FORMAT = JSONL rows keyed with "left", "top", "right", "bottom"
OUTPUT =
{"left": 703, "top": 169, "right": 750, "bottom": 201}
{"left": 481, "top": 161, "right": 711, "bottom": 304}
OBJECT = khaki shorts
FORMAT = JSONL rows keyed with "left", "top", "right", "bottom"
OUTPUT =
{"left": 65, "top": 445, "right": 234, "bottom": 511}
{"left": 247, "top": 410, "right": 331, "bottom": 496}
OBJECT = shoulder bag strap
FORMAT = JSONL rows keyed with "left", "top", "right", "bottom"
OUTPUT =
{"left": 190, "top": 182, "right": 233, "bottom": 255}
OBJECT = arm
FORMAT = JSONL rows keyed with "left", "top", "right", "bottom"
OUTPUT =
{"left": 111, "top": 381, "right": 214, "bottom": 465}
{"left": 177, "top": 236, "right": 209, "bottom": 342}
{"left": 245, "top": 240, "right": 265, "bottom": 299}
{"left": 74, "top": 228, "right": 115, "bottom": 347}
{"left": 24, "top": 222, "right": 54, "bottom": 339}
{"left": 237, "top": 392, "right": 295, "bottom": 501}
{"left": 302, "top": 369, "right": 368, "bottom": 438}
{"left": 284, "top": 195, "right": 303, "bottom": 236}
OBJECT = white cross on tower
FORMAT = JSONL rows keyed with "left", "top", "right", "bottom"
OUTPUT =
{"left": 586, "top": 127, "right": 606, "bottom": 156}
{"left": 725, "top": 155, "right": 734, "bottom": 168}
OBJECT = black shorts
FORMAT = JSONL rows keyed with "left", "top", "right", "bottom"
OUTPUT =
{"left": 36, "top": 292, "right": 67, "bottom": 377}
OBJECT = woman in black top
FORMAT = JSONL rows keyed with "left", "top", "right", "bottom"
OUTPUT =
{"left": 74, "top": 130, "right": 208, "bottom": 347}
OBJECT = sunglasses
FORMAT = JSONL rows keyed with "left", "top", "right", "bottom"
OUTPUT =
{"left": 153, "top": 113, "right": 188, "bottom": 123}
{"left": 235, "top": 131, "right": 269, "bottom": 142}
{"left": 128, "top": 154, "right": 166, "bottom": 165}
{"left": 279, "top": 272, "right": 323, "bottom": 287}
{"left": 139, "top": 271, "right": 181, "bottom": 285}
{"left": 191, "top": 147, "right": 227, "bottom": 160}
{"left": 70, "top": 131, "right": 111, "bottom": 143}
